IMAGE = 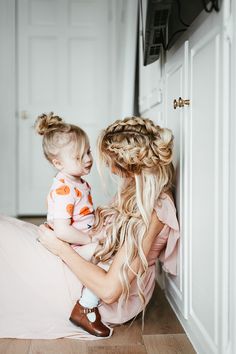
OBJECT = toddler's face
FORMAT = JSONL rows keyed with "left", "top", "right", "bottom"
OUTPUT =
{"left": 58, "top": 141, "right": 93, "bottom": 178}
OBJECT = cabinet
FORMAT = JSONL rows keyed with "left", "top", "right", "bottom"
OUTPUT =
{"left": 164, "top": 8, "right": 231, "bottom": 354}
{"left": 139, "top": 3, "right": 232, "bottom": 353}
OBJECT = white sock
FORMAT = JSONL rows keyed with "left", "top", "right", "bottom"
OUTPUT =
{"left": 79, "top": 287, "right": 99, "bottom": 323}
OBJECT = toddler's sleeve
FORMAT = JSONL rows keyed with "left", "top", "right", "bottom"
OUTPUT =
{"left": 154, "top": 196, "right": 180, "bottom": 276}
{"left": 51, "top": 184, "right": 76, "bottom": 220}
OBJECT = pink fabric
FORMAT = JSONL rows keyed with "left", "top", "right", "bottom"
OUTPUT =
{"left": 0, "top": 193, "right": 179, "bottom": 339}
{"left": 153, "top": 194, "right": 180, "bottom": 275}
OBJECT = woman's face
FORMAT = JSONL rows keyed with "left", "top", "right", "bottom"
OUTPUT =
{"left": 110, "top": 163, "right": 120, "bottom": 175}
{"left": 110, "top": 162, "right": 133, "bottom": 178}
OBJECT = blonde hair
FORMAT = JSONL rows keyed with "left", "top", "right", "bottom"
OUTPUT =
{"left": 34, "top": 112, "right": 88, "bottom": 163}
{"left": 93, "top": 116, "right": 174, "bottom": 305}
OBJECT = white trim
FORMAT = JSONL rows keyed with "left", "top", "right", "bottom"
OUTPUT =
{"left": 213, "top": 32, "right": 220, "bottom": 348}
{"left": 220, "top": 10, "right": 231, "bottom": 352}
{"left": 163, "top": 41, "right": 188, "bottom": 320}
{"left": 229, "top": 1, "right": 236, "bottom": 353}
{"left": 182, "top": 40, "right": 189, "bottom": 321}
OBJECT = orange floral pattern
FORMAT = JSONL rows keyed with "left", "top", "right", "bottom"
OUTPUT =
{"left": 47, "top": 173, "right": 94, "bottom": 231}
{"left": 66, "top": 204, "right": 74, "bottom": 216}
{"left": 74, "top": 188, "right": 82, "bottom": 198}
{"left": 88, "top": 193, "right": 93, "bottom": 205}
{"left": 55, "top": 185, "right": 70, "bottom": 195}
{"left": 79, "top": 206, "right": 91, "bottom": 216}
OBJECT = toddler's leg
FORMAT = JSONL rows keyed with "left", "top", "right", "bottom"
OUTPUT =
{"left": 79, "top": 287, "right": 99, "bottom": 321}
{"left": 69, "top": 286, "right": 111, "bottom": 337}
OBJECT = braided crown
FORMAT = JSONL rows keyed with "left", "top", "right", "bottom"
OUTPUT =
{"left": 100, "top": 117, "right": 173, "bottom": 174}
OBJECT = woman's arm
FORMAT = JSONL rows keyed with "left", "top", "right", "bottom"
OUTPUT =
{"left": 53, "top": 219, "right": 91, "bottom": 244}
{"left": 38, "top": 211, "right": 164, "bottom": 304}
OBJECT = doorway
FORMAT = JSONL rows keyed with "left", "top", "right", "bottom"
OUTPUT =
{"left": 16, "top": 0, "right": 111, "bottom": 215}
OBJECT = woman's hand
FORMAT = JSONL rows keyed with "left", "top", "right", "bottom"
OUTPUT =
{"left": 38, "top": 224, "right": 69, "bottom": 256}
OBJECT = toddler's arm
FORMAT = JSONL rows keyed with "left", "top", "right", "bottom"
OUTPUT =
{"left": 53, "top": 219, "right": 91, "bottom": 245}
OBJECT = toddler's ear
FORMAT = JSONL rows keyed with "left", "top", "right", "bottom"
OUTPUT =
{"left": 52, "top": 158, "right": 63, "bottom": 170}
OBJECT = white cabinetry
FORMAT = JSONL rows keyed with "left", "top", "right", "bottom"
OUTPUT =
{"left": 140, "top": 3, "right": 232, "bottom": 353}
{"left": 163, "top": 8, "right": 231, "bottom": 354}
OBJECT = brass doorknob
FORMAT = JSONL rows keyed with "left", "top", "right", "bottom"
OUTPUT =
{"left": 173, "top": 97, "right": 190, "bottom": 109}
{"left": 173, "top": 99, "right": 178, "bottom": 109}
{"left": 178, "top": 97, "right": 190, "bottom": 107}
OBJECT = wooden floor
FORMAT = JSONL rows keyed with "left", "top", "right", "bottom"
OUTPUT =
{"left": 0, "top": 217, "right": 196, "bottom": 354}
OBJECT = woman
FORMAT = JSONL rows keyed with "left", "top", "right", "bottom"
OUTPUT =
{"left": 0, "top": 117, "right": 179, "bottom": 339}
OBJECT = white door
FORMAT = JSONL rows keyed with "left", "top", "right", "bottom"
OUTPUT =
{"left": 164, "top": 41, "right": 189, "bottom": 319}
{"left": 17, "top": 0, "right": 110, "bottom": 215}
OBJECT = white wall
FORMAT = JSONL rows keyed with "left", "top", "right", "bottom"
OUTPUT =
{"left": 110, "top": 0, "right": 138, "bottom": 119}
{"left": 0, "top": 0, "right": 16, "bottom": 216}
{"left": 0, "top": 0, "right": 138, "bottom": 216}
{"left": 139, "top": 24, "right": 163, "bottom": 124}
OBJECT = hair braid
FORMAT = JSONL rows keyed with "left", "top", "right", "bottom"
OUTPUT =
{"left": 100, "top": 116, "right": 173, "bottom": 174}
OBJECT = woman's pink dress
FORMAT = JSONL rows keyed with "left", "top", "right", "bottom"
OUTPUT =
{"left": 0, "top": 194, "right": 179, "bottom": 339}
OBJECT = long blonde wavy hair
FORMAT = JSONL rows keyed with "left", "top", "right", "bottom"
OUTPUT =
{"left": 92, "top": 116, "right": 174, "bottom": 305}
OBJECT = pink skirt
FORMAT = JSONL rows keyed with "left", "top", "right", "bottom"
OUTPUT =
{"left": 0, "top": 215, "right": 156, "bottom": 339}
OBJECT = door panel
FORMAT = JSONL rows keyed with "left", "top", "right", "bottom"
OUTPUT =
{"left": 188, "top": 30, "right": 221, "bottom": 352}
{"left": 17, "top": 0, "right": 110, "bottom": 214}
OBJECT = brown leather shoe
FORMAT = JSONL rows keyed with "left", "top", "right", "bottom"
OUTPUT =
{"left": 69, "top": 301, "right": 111, "bottom": 337}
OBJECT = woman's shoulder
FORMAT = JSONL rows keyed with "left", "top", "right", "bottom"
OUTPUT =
{"left": 155, "top": 191, "right": 176, "bottom": 209}
{"left": 163, "top": 190, "right": 175, "bottom": 203}
{"left": 154, "top": 192, "right": 179, "bottom": 231}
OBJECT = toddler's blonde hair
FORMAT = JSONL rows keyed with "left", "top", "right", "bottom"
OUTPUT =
{"left": 93, "top": 116, "right": 174, "bottom": 306}
{"left": 35, "top": 112, "right": 88, "bottom": 163}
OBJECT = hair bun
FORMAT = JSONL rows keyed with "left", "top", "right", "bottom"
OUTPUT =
{"left": 34, "top": 112, "right": 63, "bottom": 135}
{"left": 150, "top": 127, "right": 173, "bottom": 166}
{"left": 158, "top": 127, "right": 173, "bottom": 146}
{"left": 158, "top": 128, "right": 173, "bottom": 165}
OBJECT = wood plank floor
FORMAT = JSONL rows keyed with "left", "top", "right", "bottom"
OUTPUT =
{"left": 0, "top": 285, "right": 196, "bottom": 354}
{"left": 0, "top": 217, "right": 196, "bottom": 354}
{"left": 143, "top": 334, "right": 196, "bottom": 354}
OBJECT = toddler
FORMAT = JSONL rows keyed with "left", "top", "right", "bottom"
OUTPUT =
{"left": 35, "top": 112, "right": 110, "bottom": 337}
